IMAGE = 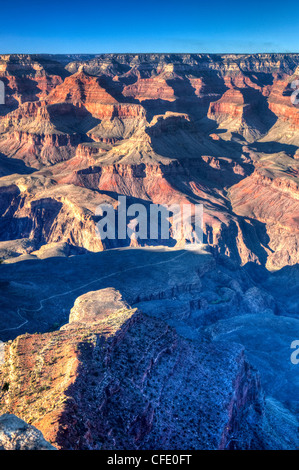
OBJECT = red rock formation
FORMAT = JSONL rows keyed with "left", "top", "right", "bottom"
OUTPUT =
{"left": 123, "top": 75, "right": 176, "bottom": 102}
{"left": 268, "top": 78, "right": 299, "bottom": 127}
{"left": 208, "top": 88, "right": 246, "bottom": 121}
{"left": 0, "top": 288, "right": 265, "bottom": 450}
{"left": 229, "top": 168, "right": 299, "bottom": 269}
{"left": 0, "top": 55, "right": 65, "bottom": 105}
{"left": 47, "top": 70, "right": 117, "bottom": 106}
{"left": 0, "top": 53, "right": 298, "bottom": 453}
{"left": 0, "top": 53, "right": 298, "bottom": 266}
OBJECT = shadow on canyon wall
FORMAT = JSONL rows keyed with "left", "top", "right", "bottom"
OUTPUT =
{"left": 0, "top": 247, "right": 298, "bottom": 342}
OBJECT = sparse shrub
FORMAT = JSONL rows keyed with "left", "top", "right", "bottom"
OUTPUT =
{"left": 2, "top": 382, "right": 9, "bottom": 391}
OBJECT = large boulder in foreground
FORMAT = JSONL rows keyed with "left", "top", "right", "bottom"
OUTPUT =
{"left": 0, "top": 414, "right": 56, "bottom": 450}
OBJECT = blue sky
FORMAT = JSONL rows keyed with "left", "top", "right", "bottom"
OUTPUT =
{"left": 1, "top": 0, "right": 298, "bottom": 53}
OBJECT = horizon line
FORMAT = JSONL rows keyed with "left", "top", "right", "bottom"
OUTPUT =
{"left": 0, "top": 51, "right": 299, "bottom": 56}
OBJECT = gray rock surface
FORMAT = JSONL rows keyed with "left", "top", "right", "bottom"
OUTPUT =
{"left": 0, "top": 414, "right": 56, "bottom": 450}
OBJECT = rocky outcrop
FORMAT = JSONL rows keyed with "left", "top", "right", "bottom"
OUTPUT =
{"left": 208, "top": 88, "right": 246, "bottom": 122}
{"left": 47, "top": 69, "right": 117, "bottom": 108}
{"left": 0, "top": 177, "right": 112, "bottom": 253}
{"left": 0, "top": 287, "right": 270, "bottom": 450}
{"left": 229, "top": 168, "right": 299, "bottom": 270}
{"left": 268, "top": 78, "right": 299, "bottom": 127}
{"left": 68, "top": 287, "right": 130, "bottom": 325}
{"left": 0, "top": 414, "right": 56, "bottom": 450}
{"left": 0, "top": 241, "right": 298, "bottom": 449}
{"left": 123, "top": 74, "right": 177, "bottom": 102}
{"left": 0, "top": 55, "right": 66, "bottom": 108}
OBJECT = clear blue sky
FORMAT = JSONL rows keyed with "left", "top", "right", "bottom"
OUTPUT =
{"left": 1, "top": 0, "right": 298, "bottom": 53}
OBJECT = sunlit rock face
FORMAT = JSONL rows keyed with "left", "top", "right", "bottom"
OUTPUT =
{"left": 0, "top": 53, "right": 298, "bottom": 266}
{"left": 0, "top": 54, "right": 298, "bottom": 450}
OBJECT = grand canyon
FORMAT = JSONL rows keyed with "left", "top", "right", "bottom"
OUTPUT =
{"left": 0, "top": 53, "right": 298, "bottom": 450}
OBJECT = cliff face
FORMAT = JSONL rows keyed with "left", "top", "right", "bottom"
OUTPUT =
{"left": 0, "top": 287, "right": 269, "bottom": 450}
{"left": 0, "top": 176, "right": 114, "bottom": 253}
{"left": 0, "top": 246, "right": 298, "bottom": 450}
{"left": 0, "top": 54, "right": 298, "bottom": 450}
{"left": 229, "top": 168, "right": 299, "bottom": 270}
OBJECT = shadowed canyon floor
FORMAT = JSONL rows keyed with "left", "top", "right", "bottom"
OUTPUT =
{"left": 0, "top": 53, "right": 298, "bottom": 449}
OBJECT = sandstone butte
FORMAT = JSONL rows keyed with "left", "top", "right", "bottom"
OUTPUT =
{"left": 0, "top": 53, "right": 298, "bottom": 450}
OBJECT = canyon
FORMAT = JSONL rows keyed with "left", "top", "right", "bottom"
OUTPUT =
{"left": 0, "top": 53, "right": 298, "bottom": 450}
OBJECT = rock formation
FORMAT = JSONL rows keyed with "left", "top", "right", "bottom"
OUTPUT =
{"left": 0, "top": 53, "right": 298, "bottom": 450}
{"left": 0, "top": 413, "right": 56, "bottom": 450}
